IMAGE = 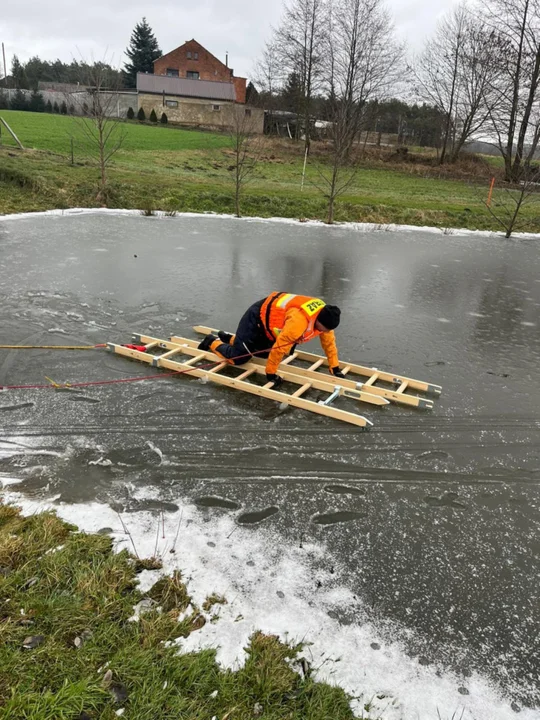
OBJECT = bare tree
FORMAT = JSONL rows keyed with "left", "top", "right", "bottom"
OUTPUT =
{"left": 69, "top": 61, "right": 126, "bottom": 200}
{"left": 414, "top": 3, "right": 500, "bottom": 164}
{"left": 482, "top": 168, "right": 540, "bottom": 237}
{"left": 273, "top": 0, "right": 327, "bottom": 151}
{"left": 482, "top": 0, "right": 540, "bottom": 181}
{"left": 253, "top": 41, "right": 283, "bottom": 105}
{"left": 314, "top": 0, "right": 404, "bottom": 223}
{"left": 228, "top": 107, "right": 264, "bottom": 218}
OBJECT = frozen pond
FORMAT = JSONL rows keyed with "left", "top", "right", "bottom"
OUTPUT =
{"left": 1, "top": 212, "right": 539, "bottom": 715}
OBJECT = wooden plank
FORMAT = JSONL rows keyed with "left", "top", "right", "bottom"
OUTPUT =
{"left": 193, "top": 325, "right": 442, "bottom": 396}
{"left": 141, "top": 334, "right": 389, "bottom": 407}
{"left": 364, "top": 373, "right": 379, "bottom": 387}
{"left": 308, "top": 359, "right": 325, "bottom": 371}
{"left": 0, "top": 117, "right": 24, "bottom": 149}
{"left": 108, "top": 342, "right": 373, "bottom": 428}
{"left": 397, "top": 381, "right": 408, "bottom": 394}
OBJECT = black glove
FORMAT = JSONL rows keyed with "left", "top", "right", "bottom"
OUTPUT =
{"left": 331, "top": 367, "right": 345, "bottom": 378}
{"left": 266, "top": 373, "right": 283, "bottom": 388}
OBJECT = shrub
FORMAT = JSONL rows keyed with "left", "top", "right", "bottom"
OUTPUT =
{"left": 53, "top": 101, "right": 60, "bottom": 113}
{"left": 82, "top": 102, "right": 89, "bottom": 115}
{"left": 45, "top": 99, "right": 53, "bottom": 113}
{"left": 126, "top": 106, "right": 135, "bottom": 120}
{"left": 10, "top": 89, "right": 28, "bottom": 111}
{"left": 29, "top": 90, "right": 46, "bottom": 113}
{"left": 69, "top": 104, "right": 75, "bottom": 115}
{"left": 0, "top": 91, "right": 9, "bottom": 109}
{"left": 60, "top": 101, "right": 68, "bottom": 115}
{"left": 137, "top": 107, "right": 146, "bottom": 121}
{"left": 160, "top": 112, "right": 168, "bottom": 124}
{"left": 149, "top": 108, "right": 158, "bottom": 123}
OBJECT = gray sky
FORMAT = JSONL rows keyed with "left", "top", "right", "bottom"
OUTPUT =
{"left": 1, "top": 0, "right": 462, "bottom": 80}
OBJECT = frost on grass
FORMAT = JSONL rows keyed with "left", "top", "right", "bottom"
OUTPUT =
{"left": 0, "top": 501, "right": 358, "bottom": 720}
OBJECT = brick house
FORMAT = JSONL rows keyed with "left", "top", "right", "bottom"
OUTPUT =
{"left": 137, "top": 39, "right": 263, "bottom": 132}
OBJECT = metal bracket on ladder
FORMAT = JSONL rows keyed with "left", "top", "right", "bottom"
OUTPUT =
{"left": 319, "top": 385, "right": 342, "bottom": 407}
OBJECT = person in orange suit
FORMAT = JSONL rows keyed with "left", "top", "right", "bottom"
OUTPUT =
{"left": 198, "top": 292, "right": 345, "bottom": 387}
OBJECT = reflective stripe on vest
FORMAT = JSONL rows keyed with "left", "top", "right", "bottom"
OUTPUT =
{"left": 260, "top": 292, "right": 326, "bottom": 343}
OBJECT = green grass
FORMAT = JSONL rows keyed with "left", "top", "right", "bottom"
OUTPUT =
{"left": 0, "top": 501, "right": 359, "bottom": 720}
{"left": 0, "top": 110, "right": 230, "bottom": 155}
{"left": 1, "top": 110, "right": 539, "bottom": 232}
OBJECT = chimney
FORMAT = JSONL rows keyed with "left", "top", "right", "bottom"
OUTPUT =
{"left": 225, "top": 51, "right": 229, "bottom": 68}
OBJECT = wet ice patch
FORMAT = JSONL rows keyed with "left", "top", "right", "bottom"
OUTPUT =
{"left": 437, "top": 318, "right": 451, "bottom": 323}
{"left": 521, "top": 321, "right": 536, "bottom": 327}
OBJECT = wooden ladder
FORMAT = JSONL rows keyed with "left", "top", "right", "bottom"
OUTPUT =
{"left": 108, "top": 334, "right": 377, "bottom": 429}
{"left": 193, "top": 326, "right": 442, "bottom": 410}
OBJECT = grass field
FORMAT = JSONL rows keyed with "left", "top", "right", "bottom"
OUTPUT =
{"left": 1, "top": 109, "right": 539, "bottom": 232}
{"left": 0, "top": 502, "right": 358, "bottom": 720}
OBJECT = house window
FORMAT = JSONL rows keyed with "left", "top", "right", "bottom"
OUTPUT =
{"left": 165, "top": 100, "right": 178, "bottom": 108}
{"left": 194, "top": 52, "right": 199, "bottom": 60}
{"left": 187, "top": 71, "right": 200, "bottom": 80}
{"left": 212, "top": 104, "right": 221, "bottom": 112}
{"left": 187, "top": 51, "right": 192, "bottom": 59}
{"left": 166, "top": 68, "right": 179, "bottom": 77}
{"left": 245, "top": 108, "right": 252, "bottom": 117}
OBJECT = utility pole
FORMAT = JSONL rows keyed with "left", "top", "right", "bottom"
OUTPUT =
{"left": 1, "top": 43, "right": 7, "bottom": 82}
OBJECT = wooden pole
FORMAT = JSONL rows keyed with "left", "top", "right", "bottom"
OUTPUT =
{"left": 487, "top": 177, "right": 496, "bottom": 207}
{"left": 301, "top": 146, "right": 308, "bottom": 192}
{"left": 0, "top": 116, "right": 24, "bottom": 149}
{"left": 70, "top": 137, "right": 74, "bottom": 165}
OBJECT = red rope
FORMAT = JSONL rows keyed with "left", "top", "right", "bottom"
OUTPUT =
{"left": 0, "top": 340, "right": 296, "bottom": 392}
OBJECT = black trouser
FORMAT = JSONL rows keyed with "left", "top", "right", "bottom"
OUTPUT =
{"left": 215, "top": 299, "right": 274, "bottom": 366}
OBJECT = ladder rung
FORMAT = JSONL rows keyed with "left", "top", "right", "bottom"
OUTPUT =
{"left": 159, "top": 348, "right": 183, "bottom": 361}
{"left": 208, "top": 362, "right": 228, "bottom": 374}
{"left": 341, "top": 365, "right": 351, "bottom": 376}
{"left": 364, "top": 373, "right": 379, "bottom": 386}
{"left": 308, "top": 359, "right": 325, "bottom": 371}
{"left": 184, "top": 353, "right": 207, "bottom": 366}
{"left": 281, "top": 354, "right": 298, "bottom": 366}
{"left": 397, "top": 381, "right": 409, "bottom": 394}
{"left": 236, "top": 368, "right": 256, "bottom": 381}
{"left": 292, "top": 382, "right": 312, "bottom": 398}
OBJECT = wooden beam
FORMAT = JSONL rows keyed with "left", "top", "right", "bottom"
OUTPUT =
{"left": 0, "top": 117, "right": 24, "bottom": 149}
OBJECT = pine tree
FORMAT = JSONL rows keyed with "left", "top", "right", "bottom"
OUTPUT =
{"left": 45, "top": 99, "right": 53, "bottom": 113}
{"left": 149, "top": 108, "right": 158, "bottom": 123}
{"left": 246, "top": 82, "right": 259, "bottom": 105}
{"left": 137, "top": 107, "right": 146, "bottom": 121}
{"left": 11, "top": 89, "right": 28, "bottom": 111}
{"left": 126, "top": 106, "right": 135, "bottom": 120}
{"left": 123, "top": 18, "right": 161, "bottom": 89}
{"left": 29, "top": 90, "right": 46, "bottom": 112}
{"left": 160, "top": 112, "right": 168, "bottom": 124}
{"left": 53, "top": 101, "right": 60, "bottom": 113}
{"left": 11, "top": 55, "right": 29, "bottom": 89}
{"left": 60, "top": 101, "right": 68, "bottom": 115}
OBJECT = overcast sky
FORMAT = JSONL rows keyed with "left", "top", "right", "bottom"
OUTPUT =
{"left": 1, "top": 0, "right": 463, "bottom": 80}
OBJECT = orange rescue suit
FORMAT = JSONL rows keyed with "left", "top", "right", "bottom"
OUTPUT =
{"left": 260, "top": 292, "right": 339, "bottom": 374}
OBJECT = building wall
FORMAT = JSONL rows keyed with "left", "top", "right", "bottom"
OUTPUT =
{"left": 138, "top": 92, "right": 264, "bottom": 133}
{"left": 154, "top": 40, "right": 232, "bottom": 82}
{"left": 154, "top": 40, "right": 247, "bottom": 103}
{"left": 0, "top": 88, "right": 137, "bottom": 117}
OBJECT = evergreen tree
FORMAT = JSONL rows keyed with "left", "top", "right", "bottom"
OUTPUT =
{"left": 53, "top": 101, "right": 60, "bottom": 113}
{"left": 137, "top": 107, "right": 146, "bottom": 121}
{"left": 11, "top": 55, "right": 28, "bottom": 89}
{"left": 45, "top": 99, "right": 53, "bottom": 113}
{"left": 60, "top": 100, "right": 68, "bottom": 114}
{"left": 123, "top": 18, "right": 161, "bottom": 89}
{"left": 149, "top": 108, "right": 158, "bottom": 123}
{"left": 246, "top": 82, "right": 259, "bottom": 105}
{"left": 11, "top": 89, "right": 28, "bottom": 110}
{"left": 0, "top": 91, "right": 9, "bottom": 110}
{"left": 69, "top": 104, "right": 75, "bottom": 115}
{"left": 126, "top": 106, "right": 135, "bottom": 120}
{"left": 282, "top": 72, "right": 303, "bottom": 114}
{"left": 160, "top": 112, "right": 168, "bottom": 124}
{"left": 29, "top": 90, "right": 46, "bottom": 112}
